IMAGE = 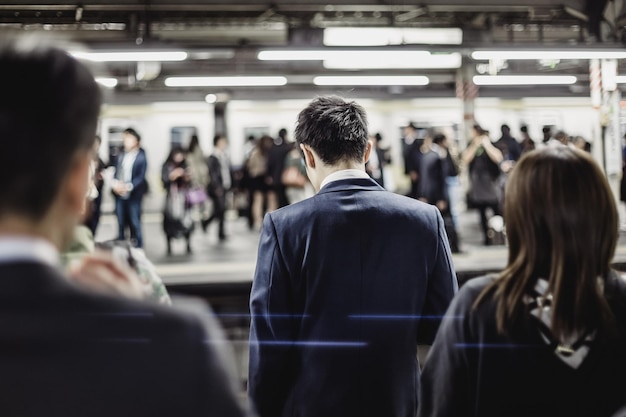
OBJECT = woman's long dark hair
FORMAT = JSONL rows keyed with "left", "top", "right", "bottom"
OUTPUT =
{"left": 474, "top": 146, "right": 618, "bottom": 339}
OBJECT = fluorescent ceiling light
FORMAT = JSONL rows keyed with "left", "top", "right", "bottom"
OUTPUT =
{"left": 205, "top": 94, "right": 217, "bottom": 103}
{"left": 165, "top": 76, "right": 288, "bottom": 87}
{"left": 71, "top": 51, "right": 188, "bottom": 62}
{"left": 323, "top": 52, "right": 461, "bottom": 69}
{"left": 258, "top": 50, "right": 430, "bottom": 61}
{"left": 472, "top": 50, "right": 626, "bottom": 60}
{"left": 473, "top": 75, "right": 577, "bottom": 85}
{"left": 95, "top": 77, "right": 118, "bottom": 88}
{"left": 324, "top": 27, "right": 463, "bottom": 46}
{"left": 313, "top": 76, "right": 429, "bottom": 86}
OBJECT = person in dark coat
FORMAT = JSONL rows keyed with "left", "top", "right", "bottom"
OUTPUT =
{"left": 161, "top": 146, "right": 194, "bottom": 254}
{"left": 202, "top": 134, "right": 232, "bottom": 241}
{"left": 248, "top": 96, "right": 458, "bottom": 417}
{"left": 419, "top": 146, "right": 626, "bottom": 417}
{"left": 0, "top": 38, "right": 249, "bottom": 417}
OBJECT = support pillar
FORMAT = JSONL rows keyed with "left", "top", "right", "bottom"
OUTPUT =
{"left": 456, "top": 61, "right": 478, "bottom": 148}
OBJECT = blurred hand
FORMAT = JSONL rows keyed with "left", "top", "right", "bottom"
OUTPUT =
{"left": 436, "top": 200, "right": 448, "bottom": 211}
{"left": 68, "top": 251, "right": 144, "bottom": 300}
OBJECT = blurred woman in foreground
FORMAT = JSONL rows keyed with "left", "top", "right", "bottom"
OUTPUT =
{"left": 419, "top": 146, "right": 626, "bottom": 417}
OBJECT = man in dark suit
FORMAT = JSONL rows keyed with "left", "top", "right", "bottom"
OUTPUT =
{"left": 0, "top": 39, "right": 249, "bottom": 417}
{"left": 112, "top": 127, "right": 148, "bottom": 247}
{"left": 248, "top": 96, "right": 458, "bottom": 417}
{"left": 202, "top": 134, "right": 232, "bottom": 241}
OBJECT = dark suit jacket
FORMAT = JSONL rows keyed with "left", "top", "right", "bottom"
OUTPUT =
{"left": 418, "top": 150, "right": 446, "bottom": 204}
{"left": 249, "top": 177, "right": 458, "bottom": 417}
{"left": 114, "top": 148, "right": 148, "bottom": 200}
{"left": 0, "top": 261, "right": 249, "bottom": 417}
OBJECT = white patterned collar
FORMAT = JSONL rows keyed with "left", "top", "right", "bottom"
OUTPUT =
{"left": 320, "top": 169, "right": 370, "bottom": 190}
{"left": 0, "top": 236, "right": 60, "bottom": 267}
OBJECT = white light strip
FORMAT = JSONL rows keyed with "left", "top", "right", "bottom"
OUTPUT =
{"left": 616, "top": 76, "right": 626, "bottom": 83}
{"left": 95, "top": 77, "right": 118, "bottom": 88}
{"left": 473, "top": 75, "right": 578, "bottom": 85}
{"left": 313, "top": 76, "right": 429, "bottom": 86}
{"left": 71, "top": 51, "right": 188, "bottom": 62}
{"left": 323, "top": 53, "right": 461, "bottom": 69}
{"left": 472, "top": 50, "right": 626, "bottom": 60}
{"left": 323, "top": 27, "right": 463, "bottom": 46}
{"left": 258, "top": 50, "right": 430, "bottom": 61}
{"left": 165, "top": 76, "right": 288, "bottom": 87}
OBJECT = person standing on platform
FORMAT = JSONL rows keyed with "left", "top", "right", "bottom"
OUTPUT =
{"left": 266, "top": 128, "right": 294, "bottom": 208}
{"left": 248, "top": 95, "right": 458, "bottom": 417}
{"left": 519, "top": 125, "right": 536, "bottom": 155}
{"left": 112, "top": 127, "right": 148, "bottom": 248}
{"left": 0, "top": 38, "right": 249, "bottom": 417}
{"left": 202, "top": 134, "right": 232, "bottom": 241}
{"left": 83, "top": 134, "right": 106, "bottom": 237}
{"left": 419, "top": 146, "right": 626, "bottom": 417}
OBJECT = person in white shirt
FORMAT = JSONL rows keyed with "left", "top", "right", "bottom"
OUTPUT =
{"left": 112, "top": 127, "right": 148, "bottom": 247}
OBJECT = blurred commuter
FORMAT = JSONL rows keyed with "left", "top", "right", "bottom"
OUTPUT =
{"left": 541, "top": 125, "right": 553, "bottom": 145}
{"left": 0, "top": 38, "right": 248, "bottom": 417}
{"left": 403, "top": 122, "right": 424, "bottom": 198}
{"left": 494, "top": 124, "right": 521, "bottom": 173}
{"left": 82, "top": 134, "right": 106, "bottom": 237}
{"left": 281, "top": 144, "right": 312, "bottom": 204}
{"left": 162, "top": 146, "right": 194, "bottom": 255}
{"left": 365, "top": 133, "right": 386, "bottom": 187}
{"left": 519, "top": 125, "right": 536, "bottom": 154}
{"left": 248, "top": 96, "right": 458, "bottom": 417}
{"left": 573, "top": 135, "right": 591, "bottom": 152}
{"left": 246, "top": 135, "right": 275, "bottom": 230}
{"left": 419, "top": 133, "right": 460, "bottom": 253}
{"left": 462, "top": 124, "right": 504, "bottom": 246}
{"left": 419, "top": 146, "right": 626, "bottom": 417}
{"left": 185, "top": 134, "right": 210, "bottom": 221}
{"left": 202, "top": 134, "right": 232, "bottom": 241}
{"left": 112, "top": 127, "right": 148, "bottom": 248}
{"left": 266, "top": 128, "right": 294, "bottom": 208}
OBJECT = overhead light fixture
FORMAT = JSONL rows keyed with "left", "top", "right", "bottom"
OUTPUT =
{"left": 71, "top": 51, "right": 188, "bottom": 62}
{"left": 323, "top": 52, "right": 461, "bottom": 69}
{"left": 473, "top": 75, "right": 577, "bottom": 85}
{"left": 205, "top": 93, "right": 218, "bottom": 103}
{"left": 472, "top": 50, "right": 626, "bottom": 60}
{"left": 323, "top": 27, "right": 463, "bottom": 46}
{"left": 165, "top": 76, "right": 288, "bottom": 87}
{"left": 616, "top": 76, "right": 626, "bottom": 83}
{"left": 313, "top": 76, "right": 429, "bottom": 86}
{"left": 258, "top": 50, "right": 460, "bottom": 69}
{"left": 258, "top": 49, "right": 430, "bottom": 61}
{"left": 95, "top": 77, "right": 118, "bottom": 88}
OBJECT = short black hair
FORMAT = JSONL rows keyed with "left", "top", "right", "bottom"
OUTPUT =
{"left": 520, "top": 125, "right": 528, "bottom": 133}
{"left": 433, "top": 133, "right": 446, "bottom": 145}
{"left": 278, "top": 128, "right": 287, "bottom": 139}
{"left": 213, "top": 134, "right": 226, "bottom": 146}
{"left": 123, "top": 127, "right": 141, "bottom": 142}
{"left": 295, "top": 96, "right": 368, "bottom": 165}
{"left": 501, "top": 124, "right": 510, "bottom": 133}
{"left": 0, "top": 38, "right": 101, "bottom": 220}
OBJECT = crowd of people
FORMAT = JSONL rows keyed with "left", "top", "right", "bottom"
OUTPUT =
{"left": 1, "top": 37, "right": 626, "bottom": 417}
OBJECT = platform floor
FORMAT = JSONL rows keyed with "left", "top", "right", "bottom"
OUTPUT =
{"left": 94, "top": 207, "right": 626, "bottom": 287}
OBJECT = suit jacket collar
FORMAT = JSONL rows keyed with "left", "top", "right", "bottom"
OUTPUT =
{"left": 317, "top": 177, "right": 384, "bottom": 195}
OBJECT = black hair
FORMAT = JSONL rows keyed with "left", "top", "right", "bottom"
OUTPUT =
{"left": 433, "top": 133, "right": 446, "bottom": 145}
{"left": 213, "top": 134, "right": 226, "bottom": 146}
{"left": 521, "top": 125, "right": 528, "bottom": 133}
{"left": 278, "top": 128, "right": 287, "bottom": 139}
{"left": 501, "top": 124, "right": 510, "bottom": 133}
{"left": 188, "top": 134, "right": 200, "bottom": 153}
{"left": 123, "top": 127, "right": 141, "bottom": 142}
{"left": 473, "top": 123, "right": 489, "bottom": 136}
{"left": 0, "top": 38, "right": 101, "bottom": 220}
{"left": 295, "top": 95, "right": 368, "bottom": 165}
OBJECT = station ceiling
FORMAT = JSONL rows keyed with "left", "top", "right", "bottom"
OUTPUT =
{"left": 3, "top": 0, "right": 625, "bottom": 102}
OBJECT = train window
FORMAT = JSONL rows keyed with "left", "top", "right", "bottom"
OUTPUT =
{"left": 171, "top": 126, "right": 199, "bottom": 149}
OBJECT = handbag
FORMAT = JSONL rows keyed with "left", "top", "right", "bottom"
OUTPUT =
{"left": 185, "top": 187, "right": 208, "bottom": 205}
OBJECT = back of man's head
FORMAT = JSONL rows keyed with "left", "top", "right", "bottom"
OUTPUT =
{"left": 295, "top": 95, "right": 368, "bottom": 165}
{"left": 0, "top": 38, "right": 101, "bottom": 221}
{"left": 501, "top": 124, "right": 510, "bottom": 135}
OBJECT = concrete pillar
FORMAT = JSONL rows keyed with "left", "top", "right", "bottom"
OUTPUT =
{"left": 456, "top": 60, "right": 478, "bottom": 148}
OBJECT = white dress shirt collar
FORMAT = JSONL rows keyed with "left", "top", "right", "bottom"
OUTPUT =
{"left": 0, "top": 236, "right": 60, "bottom": 267}
{"left": 320, "top": 169, "right": 371, "bottom": 190}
